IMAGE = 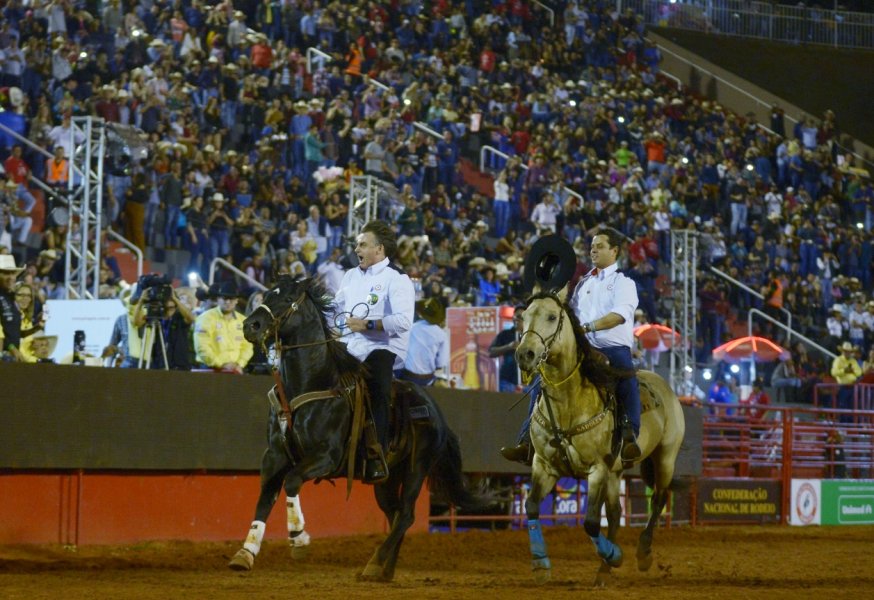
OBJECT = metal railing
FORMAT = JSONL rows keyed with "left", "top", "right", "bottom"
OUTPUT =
{"left": 106, "top": 228, "right": 143, "bottom": 280}
{"left": 653, "top": 37, "right": 874, "bottom": 177}
{"left": 701, "top": 404, "right": 874, "bottom": 524}
{"left": 621, "top": 0, "right": 874, "bottom": 50}
{"left": 533, "top": 0, "right": 555, "bottom": 27}
{"left": 746, "top": 308, "right": 835, "bottom": 385}
{"left": 305, "top": 47, "right": 331, "bottom": 78}
{"left": 208, "top": 257, "right": 267, "bottom": 292}
{"left": 814, "top": 383, "right": 874, "bottom": 413}
{"left": 479, "top": 145, "right": 584, "bottom": 205}
{"left": 709, "top": 265, "right": 792, "bottom": 341}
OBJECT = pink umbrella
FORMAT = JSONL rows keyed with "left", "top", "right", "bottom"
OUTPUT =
{"left": 634, "top": 324, "right": 681, "bottom": 350}
{"left": 712, "top": 336, "right": 790, "bottom": 363}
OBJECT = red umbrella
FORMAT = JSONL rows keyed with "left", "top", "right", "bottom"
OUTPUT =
{"left": 712, "top": 336, "right": 790, "bottom": 363}
{"left": 634, "top": 324, "right": 681, "bottom": 350}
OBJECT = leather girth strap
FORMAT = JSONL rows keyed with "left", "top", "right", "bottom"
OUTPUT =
{"left": 270, "top": 370, "right": 366, "bottom": 499}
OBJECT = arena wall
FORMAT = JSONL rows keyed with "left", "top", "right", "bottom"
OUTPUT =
{"left": 0, "top": 364, "right": 702, "bottom": 545}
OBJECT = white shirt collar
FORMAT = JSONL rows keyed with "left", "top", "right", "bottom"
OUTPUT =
{"left": 360, "top": 256, "right": 390, "bottom": 275}
{"left": 591, "top": 262, "right": 618, "bottom": 280}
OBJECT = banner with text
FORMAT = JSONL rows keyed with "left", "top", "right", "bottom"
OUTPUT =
{"left": 44, "top": 299, "right": 127, "bottom": 363}
{"left": 446, "top": 307, "right": 504, "bottom": 391}
{"left": 792, "top": 480, "right": 874, "bottom": 526}
{"left": 697, "top": 478, "right": 781, "bottom": 523}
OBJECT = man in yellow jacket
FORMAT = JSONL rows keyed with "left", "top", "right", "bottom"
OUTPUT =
{"left": 831, "top": 341, "right": 862, "bottom": 421}
{"left": 194, "top": 282, "right": 253, "bottom": 373}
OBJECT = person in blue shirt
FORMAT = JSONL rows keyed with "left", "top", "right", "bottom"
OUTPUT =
{"left": 477, "top": 264, "right": 502, "bottom": 306}
{"left": 708, "top": 379, "right": 735, "bottom": 416}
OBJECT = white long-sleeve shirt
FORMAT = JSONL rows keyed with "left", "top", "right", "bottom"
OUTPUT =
{"left": 334, "top": 257, "right": 415, "bottom": 366}
{"left": 404, "top": 320, "right": 449, "bottom": 375}
{"left": 570, "top": 262, "right": 639, "bottom": 350}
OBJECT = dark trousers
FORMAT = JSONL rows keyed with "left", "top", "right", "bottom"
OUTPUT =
{"left": 364, "top": 349, "right": 396, "bottom": 450}
{"left": 596, "top": 345, "right": 641, "bottom": 435}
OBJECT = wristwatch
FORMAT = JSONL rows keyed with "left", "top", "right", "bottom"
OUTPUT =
{"left": 366, "top": 320, "right": 376, "bottom": 330}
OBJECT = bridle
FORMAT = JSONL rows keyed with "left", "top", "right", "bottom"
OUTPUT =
{"left": 253, "top": 289, "right": 347, "bottom": 353}
{"left": 520, "top": 294, "right": 582, "bottom": 387}
{"left": 253, "top": 287, "right": 341, "bottom": 453}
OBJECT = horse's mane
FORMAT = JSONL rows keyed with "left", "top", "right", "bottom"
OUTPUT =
{"left": 280, "top": 275, "right": 368, "bottom": 381}
{"left": 525, "top": 291, "right": 633, "bottom": 390}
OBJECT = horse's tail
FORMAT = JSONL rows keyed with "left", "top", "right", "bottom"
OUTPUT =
{"left": 639, "top": 457, "right": 689, "bottom": 492}
{"left": 428, "top": 430, "right": 491, "bottom": 512}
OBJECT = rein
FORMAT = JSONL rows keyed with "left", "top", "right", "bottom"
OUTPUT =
{"left": 258, "top": 287, "right": 365, "bottom": 494}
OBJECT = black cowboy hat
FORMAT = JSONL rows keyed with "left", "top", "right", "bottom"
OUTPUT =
{"left": 523, "top": 235, "right": 577, "bottom": 293}
{"left": 415, "top": 297, "right": 445, "bottom": 325}
{"left": 210, "top": 281, "right": 241, "bottom": 299}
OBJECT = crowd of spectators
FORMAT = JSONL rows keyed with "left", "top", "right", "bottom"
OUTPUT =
{"left": 0, "top": 1, "right": 873, "bottom": 395}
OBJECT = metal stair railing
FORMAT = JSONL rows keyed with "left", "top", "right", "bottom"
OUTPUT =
{"left": 208, "top": 257, "right": 267, "bottom": 292}
{"left": 709, "top": 265, "right": 793, "bottom": 344}
{"left": 479, "top": 145, "right": 584, "bottom": 205}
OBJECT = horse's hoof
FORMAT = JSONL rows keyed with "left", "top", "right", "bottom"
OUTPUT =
{"left": 593, "top": 565, "right": 611, "bottom": 588}
{"left": 289, "top": 531, "right": 311, "bottom": 559}
{"left": 637, "top": 549, "right": 653, "bottom": 572}
{"left": 228, "top": 548, "right": 254, "bottom": 571}
{"left": 357, "top": 563, "right": 391, "bottom": 582}
{"left": 532, "top": 567, "right": 552, "bottom": 585}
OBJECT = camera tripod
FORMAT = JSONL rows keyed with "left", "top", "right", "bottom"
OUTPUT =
{"left": 138, "top": 317, "right": 169, "bottom": 370}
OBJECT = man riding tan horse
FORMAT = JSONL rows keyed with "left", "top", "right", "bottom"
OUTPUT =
{"left": 512, "top": 234, "right": 685, "bottom": 586}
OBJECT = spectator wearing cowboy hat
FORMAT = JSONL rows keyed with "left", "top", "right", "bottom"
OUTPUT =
{"left": 193, "top": 281, "right": 253, "bottom": 373}
{"left": 207, "top": 192, "right": 234, "bottom": 261}
{"left": 398, "top": 297, "right": 449, "bottom": 386}
{"left": 477, "top": 261, "right": 501, "bottom": 306}
{"left": 0, "top": 254, "right": 25, "bottom": 361}
{"left": 29, "top": 333, "right": 59, "bottom": 363}
{"left": 831, "top": 341, "right": 862, "bottom": 421}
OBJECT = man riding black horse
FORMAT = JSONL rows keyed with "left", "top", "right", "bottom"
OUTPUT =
{"left": 334, "top": 220, "right": 415, "bottom": 483}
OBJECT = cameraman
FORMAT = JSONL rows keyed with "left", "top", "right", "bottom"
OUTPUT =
{"left": 126, "top": 277, "right": 195, "bottom": 369}
{"left": 148, "top": 287, "right": 196, "bottom": 370}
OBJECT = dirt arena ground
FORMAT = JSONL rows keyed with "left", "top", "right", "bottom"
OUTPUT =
{"left": 1, "top": 526, "right": 873, "bottom": 599}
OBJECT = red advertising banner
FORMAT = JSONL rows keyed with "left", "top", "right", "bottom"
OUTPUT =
{"left": 446, "top": 307, "right": 503, "bottom": 391}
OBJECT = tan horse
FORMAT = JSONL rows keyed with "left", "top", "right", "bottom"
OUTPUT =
{"left": 515, "top": 289, "right": 685, "bottom": 587}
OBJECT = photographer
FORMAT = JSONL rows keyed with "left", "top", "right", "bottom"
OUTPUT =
{"left": 127, "top": 274, "right": 195, "bottom": 369}
{"left": 148, "top": 287, "right": 196, "bottom": 370}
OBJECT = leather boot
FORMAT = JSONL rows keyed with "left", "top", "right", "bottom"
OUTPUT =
{"left": 500, "top": 443, "right": 532, "bottom": 465}
{"left": 363, "top": 448, "right": 389, "bottom": 484}
{"left": 621, "top": 419, "right": 641, "bottom": 461}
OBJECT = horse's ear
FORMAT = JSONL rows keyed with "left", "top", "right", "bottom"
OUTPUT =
{"left": 532, "top": 282, "right": 543, "bottom": 296}
{"left": 554, "top": 284, "right": 569, "bottom": 304}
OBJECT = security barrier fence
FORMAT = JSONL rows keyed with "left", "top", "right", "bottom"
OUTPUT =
{"left": 431, "top": 402, "right": 874, "bottom": 529}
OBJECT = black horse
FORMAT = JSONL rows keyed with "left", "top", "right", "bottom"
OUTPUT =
{"left": 228, "top": 275, "right": 483, "bottom": 581}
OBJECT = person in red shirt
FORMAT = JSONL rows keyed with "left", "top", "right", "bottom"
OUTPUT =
{"left": 479, "top": 44, "right": 496, "bottom": 73}
{"left": 643, "top": 131, "right": 667, "bottom": 174}
{"left": 94, "top": 86, "right": 121, "bottom": 123}
{"left": 250, "top": 34, "right": 273, "bottom": 70}
{"left": 2, "top": 144, "right": 36, "bottom": 222}
{"left": 740, "top": 379, "right": 771, "bottom": 422}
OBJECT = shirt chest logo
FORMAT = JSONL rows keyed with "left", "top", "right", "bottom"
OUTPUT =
{"left": 368, "top": 293, "right": 379, "bottom": 305}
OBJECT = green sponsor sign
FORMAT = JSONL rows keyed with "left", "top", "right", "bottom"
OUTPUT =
{"left": 821, "top": 481, "right": 874, "bottom": 525}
